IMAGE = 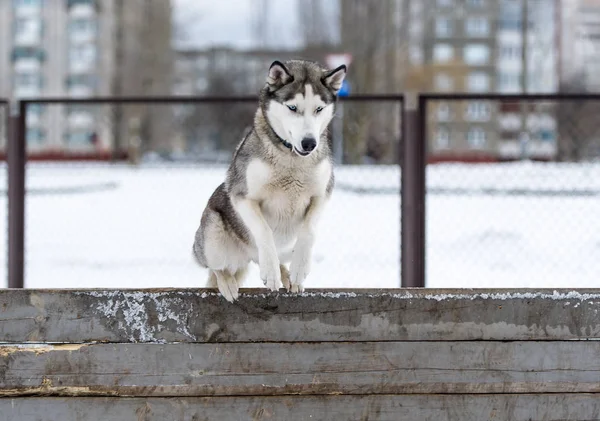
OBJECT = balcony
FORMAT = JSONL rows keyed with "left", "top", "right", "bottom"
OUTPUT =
{"left": 68, "top": 85, "right": 93, "bottom": 98}
{"left": 13, "top": 4, "right": 42, "bottom": 18}
{"left": 14, "top": 32, "right": 42, "bottom": 47}
{"left": 14, "top": 58, "right": 42, "bottom": 72}
{"left": 69, "top": 59, "right": 95, "bottom": 74}
{"left": 68, "top": 4, "right": 96, "bottom": 18}
{"left": 67, "top": 111, "right": 94, "bottom": 129}
{"left": 498, "top": 113, "right": 556, "bottom": 131}
{"left": 11, "top": 47, "right": 45, "bottom": 63}
{"left": 14, "top": 86, "right": 41, "bottom": 99}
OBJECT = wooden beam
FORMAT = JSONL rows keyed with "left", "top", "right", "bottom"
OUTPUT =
{"left": 3, "top": 341, "right": 600, "bottom": 396}
{"left": 2, "top": 395, "right": 600, "bottom": 420}
{"left": 2, "top": 289, "right": 600, "bottom": 343}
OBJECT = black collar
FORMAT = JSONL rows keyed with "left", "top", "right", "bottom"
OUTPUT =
{"left": 274, "top": 132, "right": 293, "bottom": 150}
{"left": 261, "top": 112, "right": 293, "bottom": 151}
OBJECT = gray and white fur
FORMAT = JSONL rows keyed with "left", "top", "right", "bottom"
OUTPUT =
{"left": 192, "top": 59, "right": 347, "bottom": 302}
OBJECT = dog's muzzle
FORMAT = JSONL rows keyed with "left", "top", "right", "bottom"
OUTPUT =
{"left": 295, "top": 137, "right": 317, "bottom": 156}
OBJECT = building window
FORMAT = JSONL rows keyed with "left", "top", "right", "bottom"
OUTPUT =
{"left": 13, "top": 0, "right": 42, "bottom": 7}
{"left": 68, "top": 0, "right": 96, "bottom": 6}
{"left": 465, "top": 17, "right": 489, "bottom": 36}
{"left": 467, "top": 72, "right": 489, "bottom": 92}
{"left": 14, "top": 72, "right": 42, "bottom": 89}
{"left": 435, "top": 128, "right": 450, "bottom": 149}
{"left": 465, "top": 101, "right": 491, "bottom": 121}
{"left": 27, "top": 104, "right": 45, "bottom": 115}
{"left": 26, "top": 128, "right": 45, "bottom": 144}
{"left": 467, "top": 0, "right": 485, "bottom": 6}
{"left": 433, "top": 44, "right": 454, "bottom": 62}
{"left": 500, "top": 45, "right": 521, "bottom": 60}
{"left": 11, "top": 46, "right": 45, "bottom": 61}
{"left": 66, "top": 74, "right": 96, "bottom": 88}
{"left": 13, "top": 17, "right": 41, "bottom": 36}
{"left": 498, "top": 72, "right": 521, "bottom": 92}
{"left": 435, "top": 17, "right": 453, "bottom": 38}
{"left": 467, "top": 128, "right": 487, "bottom": 149}
{"left": 463, "top": 44, "right": 490, "bottom": 65}
{"left": 539, "top": 130, "right": 555, "bottom": 142}
{"left": 500, "top": 19, "right": 522, "bottom": 31}
{"left": 434, "top": 73, "right": 454, "bottom": 91}
{"left": 68, "top": 18, "right": 96, "bottom": 37}
{"left": 437, "top": 103, "right": 451, "bottom": 121}
{"left": 66, "top": 131, "right": 94, "bottom": 144}
{"left": 69, "top": 44, "right": 96, "bottom": 63}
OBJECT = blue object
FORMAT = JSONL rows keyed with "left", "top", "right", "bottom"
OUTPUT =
{"left": 338, "top": 79, "right": 350, "bottom": 97}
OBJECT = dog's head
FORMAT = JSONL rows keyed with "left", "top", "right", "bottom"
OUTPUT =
{"left": 260, "top": 59, "right": 347, "bottom": 157}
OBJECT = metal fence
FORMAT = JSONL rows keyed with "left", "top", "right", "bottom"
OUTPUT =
{"left": 0, "top": 99, "right": 8, "bottom": 288}
{"left": 4, "top": 95, "right": 404, "bottom": 289}
{"left": 422, "top": 93, "right": 600, "bottom": 289}
{"left": 7, "top": 93, "right": 599, "bottom": 290}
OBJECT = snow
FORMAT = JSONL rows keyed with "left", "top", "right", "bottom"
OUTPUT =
{"left": 0, "top": 160, "right": 599, "bottom": 289}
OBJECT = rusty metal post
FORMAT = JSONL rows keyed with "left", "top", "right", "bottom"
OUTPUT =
{"left": 401, "top": 93, "right": 426, "bottom": 288}
{"left": 7, "top": 101, "right": 26, "bottom": 288}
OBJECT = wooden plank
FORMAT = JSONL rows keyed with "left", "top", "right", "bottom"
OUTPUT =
{"left": 2, "top": 395, "right": 600, "bottom": 421}
{"left": 3, "top": 341, "right": 600, "bottom": 396}
{"left": 2, "top": 289, "right": 600, "bottom": 343}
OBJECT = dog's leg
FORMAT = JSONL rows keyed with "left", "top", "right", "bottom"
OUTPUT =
{"left": 206, "top": 270, "right": 218, "bottom": 288}
{"left": 234, "top": 266, "right": 249, "bottom": 289}
{"left": 233, "top": 198, "right": 281, "bottom": 291}
{"left": 290, "top": 196, "right": 327, "bottom": 293}
{"left": 280, "top": 264, "right": 291, "bottom": 291}
{"left": 214, "top": 269, "right": 239, "bottom": 303}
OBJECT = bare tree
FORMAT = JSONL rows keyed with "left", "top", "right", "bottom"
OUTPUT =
{"left": 297, "top": 0, "right": 335, "bottom": 48}
{"left": 339, "top": 0, "right": 405, "bottom": 164}
{"left": 556, "top": 71, "right": 600, "bottom": 161}
{"left": 182, "top": 69, "right": 255, "bottom": 156}
{"left": 111, "top": 0, "right": 174, "bottom": 162}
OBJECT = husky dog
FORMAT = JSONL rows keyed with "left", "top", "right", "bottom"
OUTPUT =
{"left": 192, "top": 59, "right": 347, "bottom": 302}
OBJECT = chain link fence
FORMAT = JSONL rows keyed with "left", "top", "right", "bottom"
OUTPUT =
{"left": 424, "top": 96, "right": 600, "bottom": 288}
{"left": 0, "top": 100, "right": 7, "bottom": 287}
{"left": 15, "top": 97, "right": 402, "bottom": 289}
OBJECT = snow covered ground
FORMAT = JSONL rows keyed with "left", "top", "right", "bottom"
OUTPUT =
{"left": 1, "top": 161, "right": 599, "bottom": 289}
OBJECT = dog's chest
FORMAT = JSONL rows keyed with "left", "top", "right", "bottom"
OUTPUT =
{"left": 246, "top": 159, "right": 330, "bottom": 222}
{"left": 262, "top": 174, "right": 311, "bottom": 220}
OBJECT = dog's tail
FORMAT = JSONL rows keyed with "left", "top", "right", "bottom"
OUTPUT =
{"left": 191, "top": 243, "right": 205, "bottom": 268}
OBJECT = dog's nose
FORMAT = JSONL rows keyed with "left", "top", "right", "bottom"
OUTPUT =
{"left": 301, "top": 137, "right": 317, "bottom": 152}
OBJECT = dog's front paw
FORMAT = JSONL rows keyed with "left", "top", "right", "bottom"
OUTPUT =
{"left": 215, "top": 273, "right": 239, "bottom": 303}
{"left": 289, "top": 251, "right": 311, "bottom": 293}
{"left": 280, "top": 265, "right": 291, "bottom": 291}
{"left": 259, "top": 254, "right": 281, "bottom": 291}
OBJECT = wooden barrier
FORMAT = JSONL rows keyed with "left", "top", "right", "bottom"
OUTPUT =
{"left": 2, "top": 288, "right": 600, "bottom": 420}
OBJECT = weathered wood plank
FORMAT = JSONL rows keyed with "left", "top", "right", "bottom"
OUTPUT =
{"left": 2, "top": 395, "right": 600, "bottom": 421}
{"left": 3, "top": 341, "right": 600, "bottom": 396}
{"left": 2, "top": 289, "right": 600, "bottom": 343}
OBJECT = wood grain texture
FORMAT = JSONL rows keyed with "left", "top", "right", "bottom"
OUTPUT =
{"left": 3, "top": 341, "right": 600, "bottom": 396}
{"left": 2, "top": 288, "right": 600, "bottom": 343}
{"left": 2, "top": 395, "right": 600, "bottom": 421}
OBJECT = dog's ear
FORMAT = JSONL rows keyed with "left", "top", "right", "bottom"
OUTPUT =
{"left": 322, "top": 65, "right": 347, "bottom": 94}
{"left": 266, "top": 60, "right": 293, "bottom": 89}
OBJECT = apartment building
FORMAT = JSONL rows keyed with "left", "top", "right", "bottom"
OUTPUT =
{"left": 407, "top": 0, "right": 559, "bottom": 162}
{"left": 0, "top": 0, "right": 172, "bottom": 159}
{"left": 495, "top": 0, "right": 558, "bottom": 160}
{"left": 561, "top": 0, "right": 600, "bottom": 89}
{"left": 410, "top": 0, "right": 501, "bottom": 161}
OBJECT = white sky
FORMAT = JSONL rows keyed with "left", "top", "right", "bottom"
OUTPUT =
{"left": 173, "top": 0, "right": 305, "bottom": 50}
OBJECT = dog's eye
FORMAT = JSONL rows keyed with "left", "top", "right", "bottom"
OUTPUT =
{"left": 287, "top": 105, "right": 297, "bottom": 112}
{"left": 315, "top": 106, "right": 324, "bottom": 113}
